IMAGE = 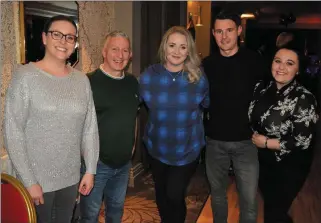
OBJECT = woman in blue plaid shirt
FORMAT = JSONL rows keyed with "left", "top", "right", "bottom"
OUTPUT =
{"left": 139, "top": 26, "right": 210, "bottom": 223}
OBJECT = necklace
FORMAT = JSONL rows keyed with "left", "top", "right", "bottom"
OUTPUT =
{"left": 165, "top": 69, "right": 184, "bottom": 81}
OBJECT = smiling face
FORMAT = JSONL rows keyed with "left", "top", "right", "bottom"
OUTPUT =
{"left": 212, "top": 19, "right": 242, "bottom": 56}
{"left": 164, "top": 32, "right": 188, "bottom": 71}
{"left": 272, "top": 48, "right": 299, "bottom": 89}
{"left": 102, "top": 36, "right": 132, "bottom": 75}
{"left": 42, "top": 20, "right": 77, "bottom": 62}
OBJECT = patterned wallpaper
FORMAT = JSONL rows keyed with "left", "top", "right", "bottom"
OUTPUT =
{"left": 0, "top": 2, "right": 19, "bottom": 155}
{"left": 77, "top": 1, "right": 115, "bottom": 73}
{"left": 0, "top": 1, "right": 115, "bottom": 153}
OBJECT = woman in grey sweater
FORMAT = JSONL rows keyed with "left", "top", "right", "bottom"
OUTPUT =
{"left": 3, "top": 15, "right": 99, "bottom": 222}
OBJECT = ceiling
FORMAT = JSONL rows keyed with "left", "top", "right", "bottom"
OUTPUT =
{"left": 212, "top": 1, "right": 321, "bottom": 29}
{"left": 24, "top": 1, "right": 78, "bottom": 19}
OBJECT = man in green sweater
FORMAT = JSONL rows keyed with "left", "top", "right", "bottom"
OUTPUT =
{"left": 80, "top": 31, "right": 140, "bottom": 223}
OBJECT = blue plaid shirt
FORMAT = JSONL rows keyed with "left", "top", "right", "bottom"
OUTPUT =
{"left": 139, "top": 64, "right": 210, "bottom": 166}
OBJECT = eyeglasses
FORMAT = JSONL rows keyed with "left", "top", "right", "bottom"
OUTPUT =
{"left": 47, "top": 31, "right": 77, "bottom": 44}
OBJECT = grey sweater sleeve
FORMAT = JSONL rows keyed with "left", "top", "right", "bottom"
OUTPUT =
{"left": 4, "top": 69, "right": 37, "bottom": 187}
{"left": 81, "top": 79, "right": 99, "bottom": 174}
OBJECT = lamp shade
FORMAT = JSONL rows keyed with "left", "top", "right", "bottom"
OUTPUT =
{"left": 196, "top": 5, "right": 203, "bottom": 26}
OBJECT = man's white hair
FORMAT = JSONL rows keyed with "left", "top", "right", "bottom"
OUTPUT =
{"left": 103, "top": 30, "right": 131, "bottom": 50}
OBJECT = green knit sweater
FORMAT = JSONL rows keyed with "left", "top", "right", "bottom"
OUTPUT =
{"left": 87, "top": 68, "right": 140, "bottom": 167}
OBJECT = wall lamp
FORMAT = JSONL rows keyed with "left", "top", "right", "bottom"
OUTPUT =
{"left": 195, "top": 5, "right": 203, "bottom": 26}
{"left": 241, "top": 13, "right": 256, "bottom": 19}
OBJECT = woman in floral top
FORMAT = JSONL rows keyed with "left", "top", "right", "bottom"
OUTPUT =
{"left": 248, "top": 46, "right": 318, "bottom": 223}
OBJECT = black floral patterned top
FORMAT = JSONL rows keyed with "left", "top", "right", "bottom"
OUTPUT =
{"left": 248, "top": 79, "right": 318, "bottom": 162}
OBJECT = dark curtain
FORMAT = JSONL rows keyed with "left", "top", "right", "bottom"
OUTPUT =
{"left": 140, "top": 1, "right": 185, "bottom": 72}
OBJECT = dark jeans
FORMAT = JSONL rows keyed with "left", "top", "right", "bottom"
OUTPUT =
{"left": 80, "top": 160, "right": 131, "bottom": 223}
{"left": 149, "top": 155, "right": 198, "bottom": 223}
{"left": 259, "top": 149, "right": 311, "bottom": 223}
{"left": 205, "top": 138, "right": 259, "bottom": 223}
{"left": 35, "top": 184, "right": 78, "bottom": 223}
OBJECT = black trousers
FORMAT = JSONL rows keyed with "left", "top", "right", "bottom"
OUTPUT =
{"left": 35, "top": 183, "right": 78, "bottom": 223}
{"left": 258, "top": 149, "right": 312, "bottom": 223}
{"left": 149, "top": 155, "right": 198, "bottom": 223}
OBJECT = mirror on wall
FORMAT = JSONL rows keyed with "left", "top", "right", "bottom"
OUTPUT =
{"left": 19, "top": 1, "right": 79, "bottom": 66}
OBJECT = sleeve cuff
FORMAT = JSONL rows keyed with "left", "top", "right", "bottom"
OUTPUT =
{"left": 85, "top": 165, "right": 97, "bottom": 175}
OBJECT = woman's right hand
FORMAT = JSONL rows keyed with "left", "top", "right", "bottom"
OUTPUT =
{"left": 251, "top": 133, "right": 267, "bottom": 148}
{"left": 27, "top": 184, "right": 44, "bottom": 205}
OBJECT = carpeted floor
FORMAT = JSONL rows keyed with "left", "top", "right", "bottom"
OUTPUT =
{"left": 98, "top": 164, "right": 210, "bottom": 223}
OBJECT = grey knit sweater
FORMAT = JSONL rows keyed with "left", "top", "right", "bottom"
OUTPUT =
{"left": 3, "top": 63, "right": 99, "bottom": 193}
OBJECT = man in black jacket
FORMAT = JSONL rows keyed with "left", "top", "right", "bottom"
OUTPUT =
{"left": 203, "top": 11, "right": 267, "bottom": 223}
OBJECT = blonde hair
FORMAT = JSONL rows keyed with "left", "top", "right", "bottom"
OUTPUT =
{"left": 158, "top": 26, "right": 202, "bottom": 83}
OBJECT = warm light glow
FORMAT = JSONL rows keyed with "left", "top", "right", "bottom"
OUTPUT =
{"left": 195, "top": 5, "right": 203, "bottom": 26}
{"left": 196, "top": 14, "right": 203, "bottom": 26}
{"left": 297, "top": 15, "right": 321, "bottom": 24}
{"left": 241, "top": 13, "right": 255, "bottom": 19}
